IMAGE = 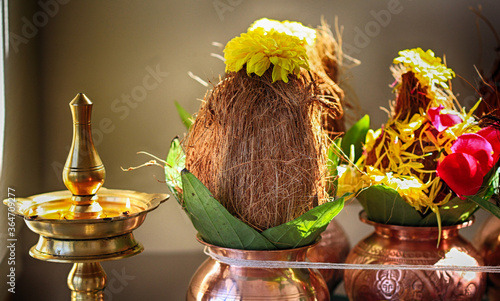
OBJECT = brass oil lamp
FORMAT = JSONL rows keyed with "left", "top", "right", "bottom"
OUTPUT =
{"left": 4, "top": 93, "right": 169, "bottom": 300}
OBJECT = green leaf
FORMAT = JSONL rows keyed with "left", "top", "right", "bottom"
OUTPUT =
{"left": 174, "top": 101, "right": 194, "bottom": 130}
{"left": 467, "top": 193, "right": 500, "bottom": 219}
{"left": 181, "top": 170, "right": 276, "bottom": 250}
{"left": 357, "top": 184, "right": 485, "bottom": 227}
{"left": 261, "top": 196, "right": 346, "bottom": 249}
{"left": 464, "top": 165, "right": 500, "bottom": 219}
{"left": 326, "top": 138, "right": 342, "bottom": 196}
{"left": 341, "top": 115, "right": 370, "bottom": 161}
{"left": 164, "top": 137, "right": 186, "bottom": 203}
{"left": 418, "top": 196, "right": 478, "bottom": 227}
{"left": 356, "top": 185, "right": 423, "bottom": 226}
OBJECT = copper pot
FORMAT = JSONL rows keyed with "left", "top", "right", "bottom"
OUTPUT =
{"left": 344, "top": 212, "right": 486, "bottom": 301}
{"left": 475, "top": 215, "right": 500, "bottom": 301}
{"left": 186, "top": 237, "right": 330, "bottom": 300}
{"left": 307, "top": 219, "right": 350, "bottom": 293}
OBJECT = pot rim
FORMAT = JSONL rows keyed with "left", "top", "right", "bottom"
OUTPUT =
{"left": 359, "top": 210, "right": 474, "bottom": 231}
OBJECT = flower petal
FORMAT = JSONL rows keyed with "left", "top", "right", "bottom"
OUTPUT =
{"left": 437, "top": 152, "right": 484, "bottom": 198}
{"left": 451, "top": 133, "right": 493, "bottom": 174}
{"left": 224, "top": 26, "right": 309, "bottom": 82}
{"left": 477, "top": 125, "right": 500, "bottom": 165}
{"left": 428, "top": 105, "right": 463, "bottom": 132}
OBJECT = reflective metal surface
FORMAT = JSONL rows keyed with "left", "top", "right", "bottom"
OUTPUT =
{"left": 2, "top": 93, "right": 168, "bottom": 300}
{"left": 68, "top": 262, "right": 106, "bottom": 301}
{"left": 307, "top": 219, "right": 350, "bottom": 293}
{"left": 5, "top": 186, "right": 167, "bottom": 263}
{"left": 187, "top": 237, "right": 330, "bottom": 300}
{"left": 63, "top": 93, "right": 106, "bottom": 218}
{"left": 475, "top": 215, "right": 500, "bottom": 301}
{"left": 344, "top": 212, "right": 486, "bottom": 301}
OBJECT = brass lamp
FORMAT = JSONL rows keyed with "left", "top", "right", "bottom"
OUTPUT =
{"left": 4, "top": 93, "right": 169, "bottom": 300}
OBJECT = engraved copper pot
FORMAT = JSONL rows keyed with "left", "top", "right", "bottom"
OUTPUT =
{"left": 475, "top": 215, "right": 500, "bottom": 301}
{"left": 344, "top": 212, "right": 486, "bottom": 301}
{"left": 307, "top": 219, "right": 350, "bottom": 293}
{"left": 186, "top": 237, "right": 330, "bottom": 300}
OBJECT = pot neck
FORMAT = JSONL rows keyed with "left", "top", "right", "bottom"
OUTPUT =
{"left": 359, "top": 211, "right": 473, "bottom": 241}
{"left": 209, "top": 245, "right": 309, "bottom": 261}
{"left": 373, "top": 223, "right": 460, "bottom": 241}
{"left": 197, "top": 236, "right": 313, "bottom": 261}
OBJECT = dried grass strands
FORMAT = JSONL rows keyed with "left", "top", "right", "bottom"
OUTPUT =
{"left": 185, "top": 69, "right": 330, "bottom": 231}
{"left": 306, "top": 19, "right": 361, "bottom": 136}
{"left": 476, "top": 62, "right": 500, "bottom": 118}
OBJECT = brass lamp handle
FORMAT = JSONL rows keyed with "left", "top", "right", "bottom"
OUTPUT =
{"left": 62, "top": 93, "right": 105, "bottom": 217}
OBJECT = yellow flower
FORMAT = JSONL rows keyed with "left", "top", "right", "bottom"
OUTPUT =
{"left": 393, "top": 48, "right": 455, "bottom": 90}
{"left": 360, "top": 167, "right": 435, "bottom": 212}
{"left": 224, "top": 28, "right": 309, "bottom": 83}
{"left": 336, "top": 164, "right": 361, "bottom": 198}
{"left": 350, "top": 97, "right": 482, "bottom": 212}
{"left": 249, "top": 18, "right": 317, "bottom": 46}
{"left": 364, "top": 128, "right": 382, "bottom": 154}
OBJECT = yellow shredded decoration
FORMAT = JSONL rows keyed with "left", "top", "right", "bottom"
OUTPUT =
{"left": 340, "top": 105, "right": 479, "bottom": 212}
{"left": 394, "top": 48, "right": 455, "bottom": 89}
{"left": 357, "top": 107, "right": 480, "bottom": 211}
{"left": 393, "top": 48, "right": 455, "bottom": 102}
{"left": 248, "top": 18, "right": 317, "bottom": 46}
{"left": 338, "top": 48, "right": 485, "bottom": 231}
{"left": 224, "top": 21, "right": 310, "bottom": 83}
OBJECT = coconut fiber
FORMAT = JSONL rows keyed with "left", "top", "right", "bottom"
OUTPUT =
{"left": 185, "top": 67, "right": 341, "bottom": 231}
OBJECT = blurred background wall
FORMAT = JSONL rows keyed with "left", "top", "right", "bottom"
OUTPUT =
{"left": 1, "top": 0, "right": 499, "bottom": 300}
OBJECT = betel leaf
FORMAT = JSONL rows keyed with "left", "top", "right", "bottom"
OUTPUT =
{"left": 174, "top": 101, "right": 194, "bottom": 130}
{"left": 464, "top": 167, "right": 500, "bottom": 219}
{"left": 341, "top": 114, "right": 370, "bottom": 162}
{"left": 181, "top": 170, "right": 277, "bottom": 250}
{"left": 418, "top": 196, "right": 478, "bottom": 227}
{"left": 164, "top": 137, "right": 186, "bottom": 203}
{"left": 357, "top": 184, "right": 487, "bottom": 227}
{"left": 356, "top": 185, "right": 423, "bottom": 226}
{"left": 261, "top": 195, "right": 346, "bottom": 249}
{"left": 465, "top": 165, "right": 500, "bottom": 219}
{"left": 468, "top": 193, "right": 500, "bottom": 219}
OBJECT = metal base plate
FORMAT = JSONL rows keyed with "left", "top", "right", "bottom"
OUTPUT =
{"left": 29, "top": 232, "right": 144, "bottom": 263}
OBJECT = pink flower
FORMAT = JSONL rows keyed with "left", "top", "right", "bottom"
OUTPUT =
{"left": 437, "top": 152, "right": 485, "bottom": 197}
{"left": 477, "top": 125, "right": 500, "bottom": 165}
{"left": 451, "top": 133, "right": 493, "bottom": 174}
{"left": 428, "top": 105, "right": 463, "bottom": 132}
{"left": 437, "top": 125, "right": 500, "bottom": 198}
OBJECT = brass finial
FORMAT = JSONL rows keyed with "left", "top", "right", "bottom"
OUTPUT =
{"left": 63, "top": 93, "right": 105, "bottom": 218}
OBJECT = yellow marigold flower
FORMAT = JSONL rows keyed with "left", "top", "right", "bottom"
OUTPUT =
{"left": 224, "top": 28, "right": 309, "bottom": 83}
{"left": 394, "top": 48, "right": 455, "bottom": 90}
{"left": 361, "top": 167, "right": 434, "bottom": 212}
{"left": 249, "top": 18, "right": 317, "bottom": 46}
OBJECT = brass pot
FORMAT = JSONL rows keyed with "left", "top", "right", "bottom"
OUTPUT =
{"left": 307, "top": 219, "right": 350, "bottom": 293}
{"left": 186, "top": 237, "right": 330, "bottom": 300}
{"left": 344, "top": 212, "right": 486, "bottom": 301}
{"left": 475, "top": 215, "right": 500, "bottom": 301}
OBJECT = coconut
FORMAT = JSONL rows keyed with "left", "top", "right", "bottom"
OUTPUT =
{"left": 185, "top": 67, "right": 339, "bottom": 230}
